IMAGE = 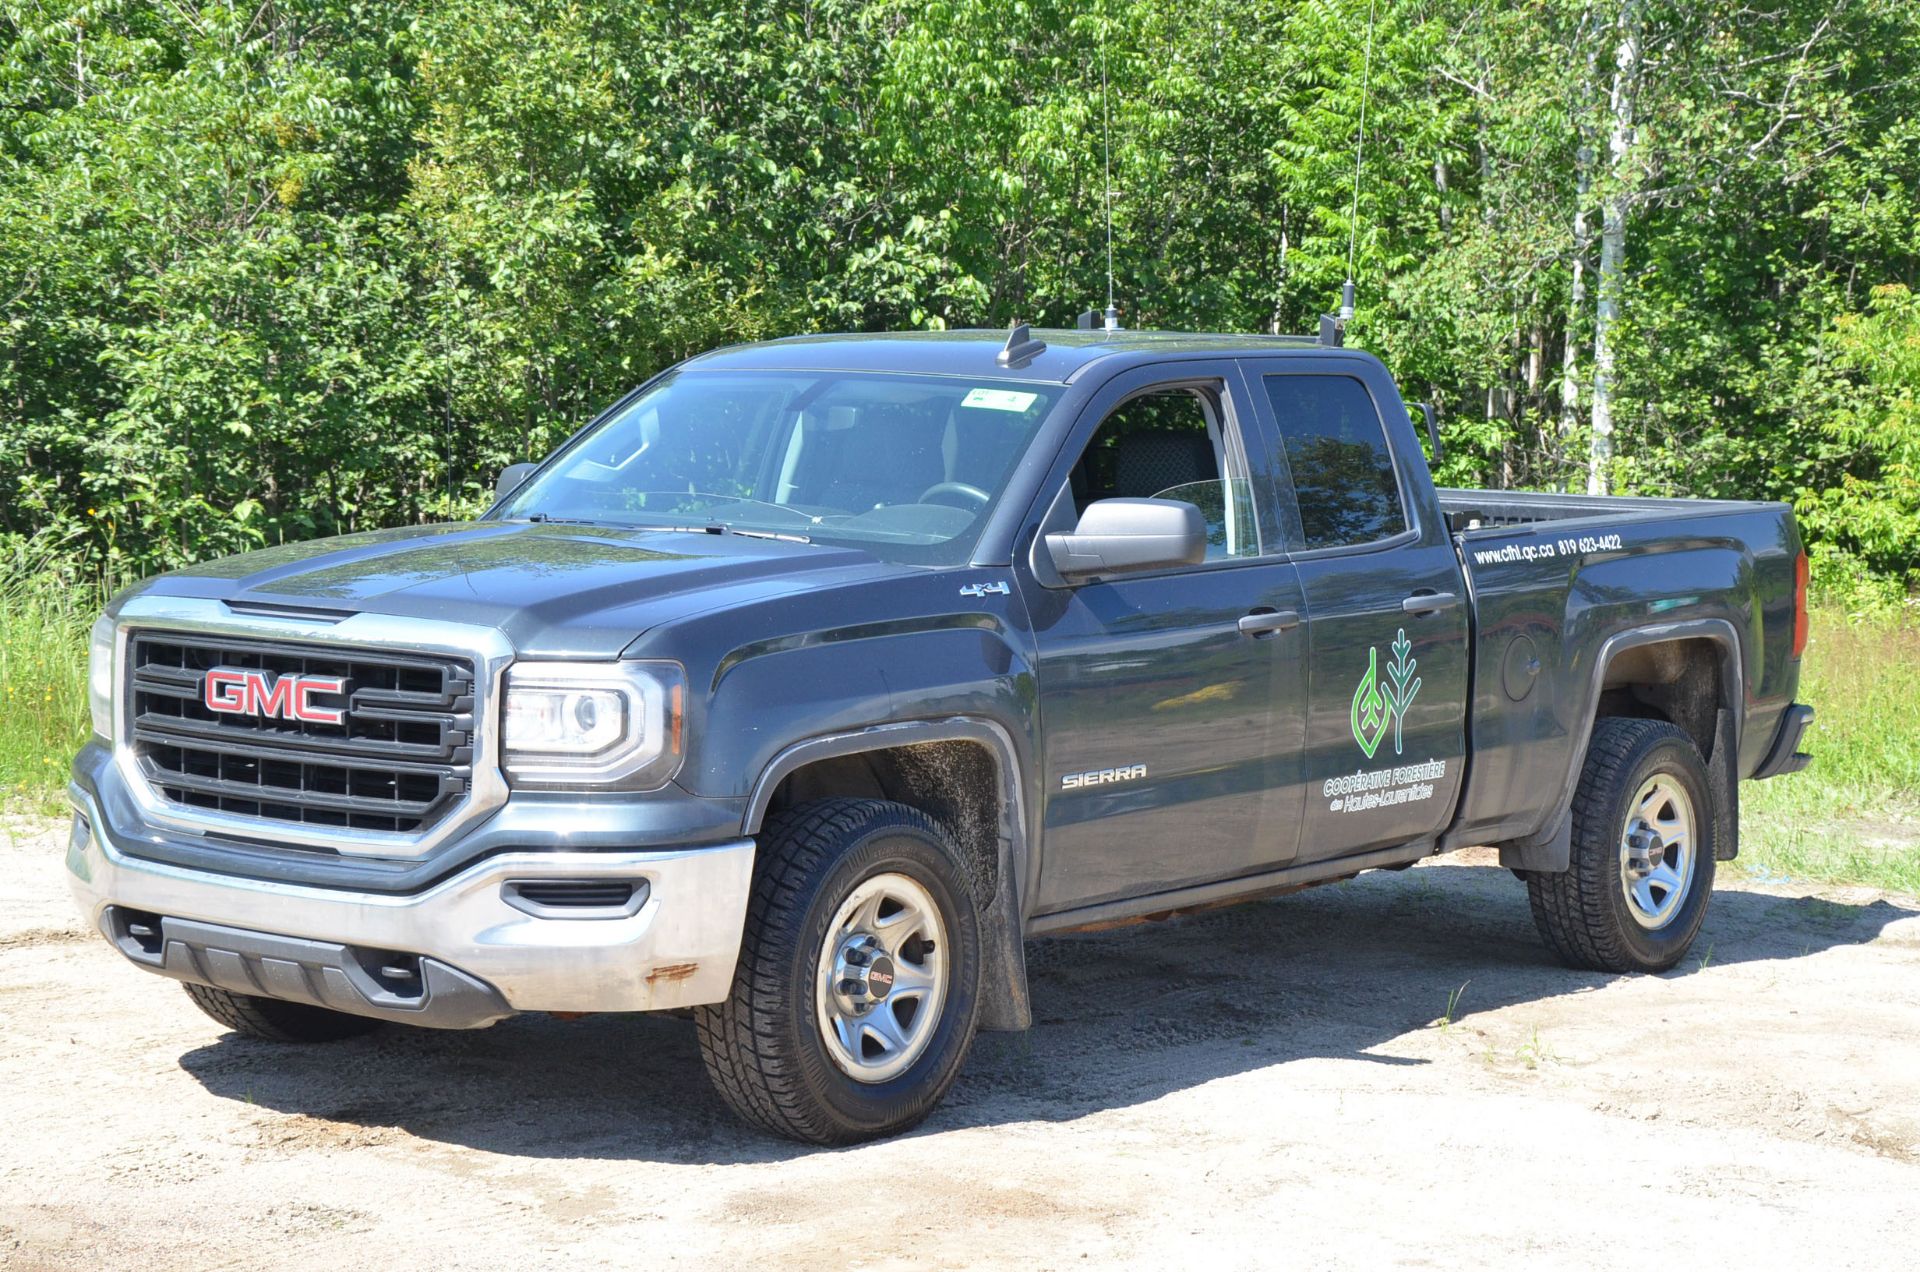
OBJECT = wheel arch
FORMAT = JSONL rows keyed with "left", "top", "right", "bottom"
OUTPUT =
{"left": 744, "top": 719, "right": 1034, "bottom": 1032}
{"left": 1592, "top": 628, "right": 1739, "bottom": 760}
{"left": 1500, "top": 618, "right": 1744, "bottom": 873}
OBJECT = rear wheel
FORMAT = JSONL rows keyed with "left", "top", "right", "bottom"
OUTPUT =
{"left": 695, "top": 798, "right": 982, "bottom": 1144}
{"left": 1527, "top": 717, "right": 1717, "bottom": 973}
{"left": 182, "top": 983, "right": 382, "bottom": 1042}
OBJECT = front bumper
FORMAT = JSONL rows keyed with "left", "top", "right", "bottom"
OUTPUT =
{"left": 66, "top": 783, "right": 756, "bottom": 1028}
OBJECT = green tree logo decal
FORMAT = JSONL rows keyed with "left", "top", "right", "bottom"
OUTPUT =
{"left": 1350, "top": 628, "right": 1422, "bottom": 759}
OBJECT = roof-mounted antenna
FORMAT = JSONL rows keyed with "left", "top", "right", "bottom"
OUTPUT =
{"left": 998, "top": 321, "right": 1048, "bottom": 368}
{"left": 1321, "top": 0, "right": 1377, "bottom": 349}
{"left": 1098, "top": 5, "right": 1122, "bottom": 334}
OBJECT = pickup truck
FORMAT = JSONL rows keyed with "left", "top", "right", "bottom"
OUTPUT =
{"left": 67, "top": 327, "right": 1813, "bottom": 1144}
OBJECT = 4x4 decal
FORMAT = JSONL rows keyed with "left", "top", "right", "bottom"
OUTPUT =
{"left": 1350, "top": 629, "right": 1421, "bottom": 759}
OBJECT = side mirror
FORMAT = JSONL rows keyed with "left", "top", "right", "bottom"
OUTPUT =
{"left": 494, "top": 462, "right": 539, "bottom": 505}
{"left": 1045, "top": 497, "right": 1207, "bottom": 582}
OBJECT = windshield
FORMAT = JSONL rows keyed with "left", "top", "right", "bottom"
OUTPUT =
{"left": 497, "top": 370, "right": 1063, "bottom": 565}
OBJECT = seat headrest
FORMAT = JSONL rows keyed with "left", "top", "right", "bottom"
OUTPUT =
{"left": 1114, "top": 431, "right": 1214, "bottom": 498}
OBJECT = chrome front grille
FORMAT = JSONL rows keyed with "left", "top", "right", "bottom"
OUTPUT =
{"left": 125, "top": 632, "right": 477, "bottom": 835}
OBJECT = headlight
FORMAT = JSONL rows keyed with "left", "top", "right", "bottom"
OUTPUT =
{"left": 88, "top": 615, "right": 116, "bottom": 742}
{"left": 501, "top": 661, "right": 685, "bottom": 788}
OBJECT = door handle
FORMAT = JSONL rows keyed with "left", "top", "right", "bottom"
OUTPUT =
{"left": 1238, "top": 609, "right": 1301, "bottom": 637}
{"left": 1402, "top": 592, "right": 1459, "bottom": 615}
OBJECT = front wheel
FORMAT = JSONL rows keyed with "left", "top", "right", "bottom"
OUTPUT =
{"left": 1527, "top": 717, "right": 1717, "bottom": 973}
{"left": 695, "top": 799, "right": 982, "bottom": 1144}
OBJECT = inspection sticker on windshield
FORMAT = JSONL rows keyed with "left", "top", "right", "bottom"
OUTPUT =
{"left": 962, "top": 388, "right": 1038, "bottom": 412}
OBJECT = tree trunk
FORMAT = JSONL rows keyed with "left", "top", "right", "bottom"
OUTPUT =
{"left": 1528, "top": 320, "right": 1546, "bottom": 477}
{"left": 1561, "top": 129, "right": 1592, "bottom": 453}
{"left": 1270, "top": 224, "right": 1289, "bottom": 334}
{"left": 1588, "top": 0, "right": 1642, "bottom": 497}
{"left": 1561, "top": 192, "right": 1587, "bottom": 449}
{"left": 1529, "top": 327, "right": 1544, "bottom": 394}
{"left": 1562, "top": 4, "right": 1599, "bottom": 483}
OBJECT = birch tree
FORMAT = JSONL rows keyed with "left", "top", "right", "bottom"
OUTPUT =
{"left": 1560, "top": 3, "right": 1600, "bottom": 459}
{"left": 1586, "top": 0, "right": 1642, "bottom": 495}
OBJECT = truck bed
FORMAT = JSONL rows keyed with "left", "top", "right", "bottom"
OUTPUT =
{"left": 1434, "top": 485, "right": 1801, "bottom": 856}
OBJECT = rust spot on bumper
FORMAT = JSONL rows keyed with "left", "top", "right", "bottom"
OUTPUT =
{"left": 645, "top": 962, "right": 699, "bottom": 985}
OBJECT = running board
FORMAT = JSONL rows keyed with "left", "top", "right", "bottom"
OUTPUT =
{"left": 1026, "top": 839, "right": 1437, "bottom": 937}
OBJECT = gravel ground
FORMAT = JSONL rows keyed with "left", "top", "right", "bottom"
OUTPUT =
{"left": 3, "top": 811, "right": 1917, "bottom": 1270}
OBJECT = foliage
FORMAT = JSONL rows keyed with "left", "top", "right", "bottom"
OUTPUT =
{"left": 1743, "top": 609, "right": 1920, "bottom": 893}
{"left": 0, "top": 538, "right": 101, "bottom": 807}
{"left": 0, "top": 0, "right": 1917, "bottom": 590}
{"left": 1796, "top": 284, "right": 1920, "bottom": 592}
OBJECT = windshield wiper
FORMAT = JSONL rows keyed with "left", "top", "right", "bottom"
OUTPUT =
{"left": 540, "top": 516, "right": 814, "bottom": 545}
{"left": 620, "top": 490, "right": 823, "bottom": 527}
{"left": 650, "top": 522, "right": 816, "bottom": 545}
{"left": 726, "top": 527, "right": 813, "bottom": 544}
{"left": 527, "top": 498, "right": 817, "bottom": 544}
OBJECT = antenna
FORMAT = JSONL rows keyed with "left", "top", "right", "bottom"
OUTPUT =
{"left": 998, "top": 321, "right": 1048, "bottom": 368}
{"left": 1099, "top": 8, "right": 1120, "bottom": 334}
{"left": 1346, "top": 0, "right": 1376, "bottom": 293}
{"left": 1322, "top": 0, "right": 1377, "bottom": 347}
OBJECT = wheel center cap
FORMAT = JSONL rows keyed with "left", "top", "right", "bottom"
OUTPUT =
{"left": 864, "top": 955, "right": 896, "bottom": 1000}
{"left": 1624, "top": 824, "right": 1662, "bottom": 877}
{"left": 833, "top": 937, "right": 897, "bottom": 1006}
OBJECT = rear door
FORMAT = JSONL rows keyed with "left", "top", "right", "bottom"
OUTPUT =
{"left": 1245, "top": 362, "right": 1469, "bottom": 865}
{"left": 1023, "top": 363, "right": 1310, "bottom": 914}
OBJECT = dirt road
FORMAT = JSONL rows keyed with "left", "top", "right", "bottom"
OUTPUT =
{"left": 3, "top": 811, "right": 1916, "bottom": 1269}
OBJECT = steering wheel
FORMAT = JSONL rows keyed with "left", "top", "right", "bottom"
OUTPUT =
{"left": 917, "top": 481, "right": 991, "bottom": 510}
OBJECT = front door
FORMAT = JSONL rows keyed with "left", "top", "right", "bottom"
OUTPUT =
{"left": 1247, "top": 364, "right": 1470, "bottom": 865}
{"left": 1024, "top": 364, "right": 1309, "bottom": 915}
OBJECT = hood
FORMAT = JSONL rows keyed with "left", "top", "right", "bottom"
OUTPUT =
{"left": 134, "top": 521, "right": 911, "bottom": 658}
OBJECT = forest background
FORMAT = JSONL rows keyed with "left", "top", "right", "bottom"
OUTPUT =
{"left": 2, "top": 1, "right": 1917, "bottom": 870}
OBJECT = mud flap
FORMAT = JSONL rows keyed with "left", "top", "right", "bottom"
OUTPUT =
{"left": 975, "top": 860, "right": 1032, "bottom": 1031}
{"left": 1711, "top": 706, "right": 1739, "bottom": 861}
{"left": 1498, "top": 810, "right": 1571, "bottom": 874}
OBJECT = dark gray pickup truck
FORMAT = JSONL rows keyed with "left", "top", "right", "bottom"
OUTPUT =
{"left": 67, "top": 327, "right": 1813, "bottom": 1143}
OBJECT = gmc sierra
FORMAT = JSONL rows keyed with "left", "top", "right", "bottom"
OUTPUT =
{"left": 67, "top": 326, "right": 1813, "bottom": 1144}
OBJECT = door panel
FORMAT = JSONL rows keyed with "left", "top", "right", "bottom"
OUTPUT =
{"left": 1027, "top": 564, "right": 1307, "bottom": 911}
{"left": 1248, "top": 365, "right": 1470, "bottom": 865}
{"left": 1023, "top": 363, "right": 1308, "bottom": 914}
{"left": 1291, "top": 545, "right": 1468, "bottom": 861}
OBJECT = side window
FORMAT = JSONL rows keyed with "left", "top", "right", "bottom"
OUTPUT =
{"left": 1068, "top": 387, "right": 1260, "bottom": 562}
{"left": 1262, "top": 374, "right": 1406, "bottom": 550}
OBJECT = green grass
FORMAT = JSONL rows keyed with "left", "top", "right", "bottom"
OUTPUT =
{"left": 0, "top": 566, "right": 99, "bottom": 811}
{"left": 1, "top": 570, "right": 1916, "bottom": 892}
{"left": 1742, "top": 610, "right": 1920, "bottom": 893}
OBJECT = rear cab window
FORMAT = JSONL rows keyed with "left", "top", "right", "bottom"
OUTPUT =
{"left": 1259, "top": 374, "right": 1407, "bottom": 552}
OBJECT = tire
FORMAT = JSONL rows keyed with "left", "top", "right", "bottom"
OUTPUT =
{"left": 181, "top": 983, "right": 383, "bottom": 1043}
{"left": 695, "top": 798, "right": 983, "bottom": 1145}
{"left": 1527, "top": 717, "right": 1717, "bottom": 973}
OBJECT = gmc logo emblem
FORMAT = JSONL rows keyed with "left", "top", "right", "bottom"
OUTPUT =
{"left": 203, "top": 668, "right": 349, "bottom": 725}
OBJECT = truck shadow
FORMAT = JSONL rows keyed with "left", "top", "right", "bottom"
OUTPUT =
{"left": 175, "top": 864, "right": 1914, "bottom": 1164}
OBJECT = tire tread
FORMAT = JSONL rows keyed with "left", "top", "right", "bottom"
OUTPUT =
{"left": 1526, "top": 717, "right": 1713, "bottom": 973}
{"left": 694, "top": 798, "right": 973, "bottom": 1144}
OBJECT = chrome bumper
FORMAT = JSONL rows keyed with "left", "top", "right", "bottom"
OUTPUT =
{"left": 66, "top": 784, "right": 755, "bottom": 1025}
